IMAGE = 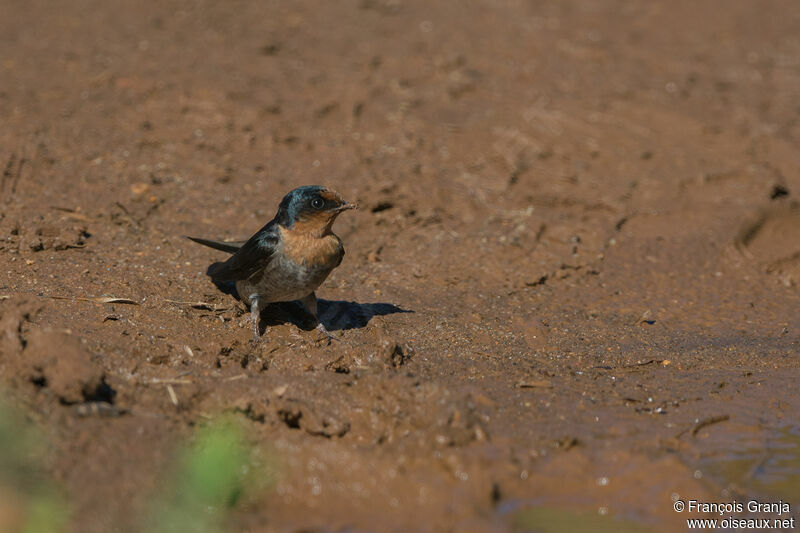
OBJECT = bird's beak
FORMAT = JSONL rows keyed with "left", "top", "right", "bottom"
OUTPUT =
{"left": 336, "top": 202, "right": 358, "bottom": 212}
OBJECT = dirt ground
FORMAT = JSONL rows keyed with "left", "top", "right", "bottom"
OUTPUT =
{"left": 1, "top": 0, "right": 800, "bottom": 531}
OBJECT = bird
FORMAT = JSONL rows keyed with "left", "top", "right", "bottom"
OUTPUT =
{"left": 187, "top": 185, "right": 357, "bottom": 342}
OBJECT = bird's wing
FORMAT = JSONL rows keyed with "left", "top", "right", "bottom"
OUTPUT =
{"left": 185, "top": 236, "right": 246, "bottom": 254}
{"left": 336, "top": 240, "right": 345, "bottom": 267}
{"left": 205, "top": 223, "right": 280, "bottom": 282}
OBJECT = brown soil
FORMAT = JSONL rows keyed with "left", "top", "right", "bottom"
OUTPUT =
{"left": 1, "top": 1, "right": 800, "bottom": 531}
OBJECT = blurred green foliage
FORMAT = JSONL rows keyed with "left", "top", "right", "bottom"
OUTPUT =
{"left": 0, "top": 395, "right": 272, "bottom": 532}
{"left": 147, "top": 416, "right": 272, "bottom": 533}
{"left": 0, "top": 398, "right": 67, "bottom": 533}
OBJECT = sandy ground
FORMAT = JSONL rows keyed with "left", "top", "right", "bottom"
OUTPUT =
{"left": 1, "top": 0, "right": 800, "bottom": 531}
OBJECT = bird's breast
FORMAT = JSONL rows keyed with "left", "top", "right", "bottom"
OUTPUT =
{"left": 278, "top": 226, "right": 343, "bottom": 269}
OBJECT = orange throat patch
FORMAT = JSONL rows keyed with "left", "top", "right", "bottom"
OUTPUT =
{"left": 279, "top": 224, "right": 342, "bottom": 267}
{"left": 291, "top": 210, "right": 338, "bottom": 238}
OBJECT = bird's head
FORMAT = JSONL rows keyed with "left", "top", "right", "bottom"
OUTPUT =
{"left": 276, "top": 185, "right": 357, "bottom": 236}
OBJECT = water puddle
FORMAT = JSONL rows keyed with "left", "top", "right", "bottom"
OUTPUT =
{"left": 505, "top": 504, "right": 652, "bottom": 533}
{"left": 696, "top": 424, "right": 800, "bottom": 501}
{"left": 495, "top": 424, "right": 800, "bottom": 531}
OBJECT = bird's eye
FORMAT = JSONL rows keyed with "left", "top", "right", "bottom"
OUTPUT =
{"left": 311, "top": 198, "right": 324, "bottom": 210}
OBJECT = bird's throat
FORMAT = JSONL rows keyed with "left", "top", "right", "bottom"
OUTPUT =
{"left": 291, "top": 212, "right": 337, "bottom": 238}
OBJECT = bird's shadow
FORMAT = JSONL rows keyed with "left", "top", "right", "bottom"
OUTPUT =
{"left": 213, "top": 280, "right": 412, "bottom": 332}
{"left": 266, "top": 299, "right": 412, "bottom": 332}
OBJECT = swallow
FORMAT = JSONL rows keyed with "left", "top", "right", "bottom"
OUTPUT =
{"left": 187, "top": 185, "right": 357, "bottom": 342}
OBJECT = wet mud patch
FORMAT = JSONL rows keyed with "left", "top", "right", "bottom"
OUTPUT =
{"left": 0, "top": 300, "right": 123, "bottom": 426}
{"left": 274, "top": 397, "right": 351, "bottom": 438}
{"left": 23, "top": 330, "right": 114, "bottom": 405}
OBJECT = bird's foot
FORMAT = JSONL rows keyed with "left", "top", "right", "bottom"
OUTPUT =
{"left": 249, "top": 296, "right": 264, "bottom": 344}
{"left": 315, "top": 323, "right": 339, "bottom": 345}
{"left": 250, "top": 319, "right": 268, "bottom": 345}
{"left": 251, "top": 331, "right": 271, "bottom": 347}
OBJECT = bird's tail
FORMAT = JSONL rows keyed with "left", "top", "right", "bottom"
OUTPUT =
{"left": 185, "top": 236, "right": 244, "bottom": 254}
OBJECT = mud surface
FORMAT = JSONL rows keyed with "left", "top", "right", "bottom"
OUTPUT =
{"left": 1, "top": 1, "right": 800, "bottom": 531}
